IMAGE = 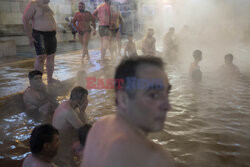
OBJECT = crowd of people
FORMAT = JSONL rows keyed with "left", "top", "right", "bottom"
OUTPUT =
{"left": 21, "top": 0, "right": 242, "bottom": 166}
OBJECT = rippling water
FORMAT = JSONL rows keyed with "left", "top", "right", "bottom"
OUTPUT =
{"left": 0, "top": 53, "right": 250, "bottom": 167}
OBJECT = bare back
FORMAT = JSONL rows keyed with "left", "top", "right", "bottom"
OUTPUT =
{"left": 82, "top": 115, "right": 174, "bottom": 167}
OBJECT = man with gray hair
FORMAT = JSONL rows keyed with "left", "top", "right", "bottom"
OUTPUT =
{"left": 82, "top": 56, "right": 174, "bottom": 167}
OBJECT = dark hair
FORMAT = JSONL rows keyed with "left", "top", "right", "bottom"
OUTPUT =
{"left": 225, "top": 53, "right": 233, "bottom": 61}
{"left": 70, "top": 86, "right": 88, "bottom": 101}
{"left": 193, "top": 50, "right": 202, "bottom": 60}
{"left": 79, "top": 124, "right": 92, "bottom": 147}
{"left": 114, "top": 56, "right": 165, "bottom": 102}
{"left": 28, "top": 70, "right": 43, "bottom": 80}
{"left": 79, "top": 2, "right": 85, "bottom": 5}
{"left": 29, "top": 124, "right": 59, "bottom": 154}
{"left": 169, "top": 27, "right": 175, "bottom": 32}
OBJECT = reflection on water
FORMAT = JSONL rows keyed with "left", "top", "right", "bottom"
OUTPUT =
{"left": 0, "top": 52, "right": 250, "bottom": 167}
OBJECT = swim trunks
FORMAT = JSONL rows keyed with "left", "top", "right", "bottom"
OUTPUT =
{"left": 99, "top": 26, "right": 110, "bottom": 37}
{"left": 32, "top": 29, "right": 57, "bottom": 55}
{"left": 79, "top": 30, "right": 92, "bottom": 36}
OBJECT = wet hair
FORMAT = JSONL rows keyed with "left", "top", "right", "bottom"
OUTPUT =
{"left": 114, "top": 56, "right": 165, "bottom": 103}
{"left": 169, "top": 27, "right": 175, "bottom": 32}
{"left": 28, "top": 70, "right": 43, "bottom": 80}
{"left": 70, "top": 86, "right": 88, "bottom": 101}
{"left": 79, "top": 2, "right": 85, "bottom": 5}
{"left": 78, "top": 124, "right": 92, "bottom": 147}
{"left": 192, "top": 70, "right": 202, "bottom": 82}
{"left": 193, "top": 50, "right": 202, "bottom": 60}
{"left": 29, "top": 124, "right": 59, "bottom": 154}
{"left": 225, "top": 53, "right": 233, "bottom": 62}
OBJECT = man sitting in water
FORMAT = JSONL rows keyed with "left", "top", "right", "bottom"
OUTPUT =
{"left": 23, "top": 70, "right": 56, "bottom": 116}
{"left": 52, "top": 86, "right": 88, "bottom": 166}
{"left": 82, "top": 56, "right": 174, "bottom": 167}
{"left": 142, "top": 28, "right": 156, "bottom": 56}
{"left": 23, "top": 124, "right": 60, "bottom": 167}
{"left": 218, "top": 53, "right": 240, "bottom": 80}
{"left": 124, "top": 34, "right": 138, "bottom": 57}
{"left": 189, "top": 50, "right": 203, "bottom": 82}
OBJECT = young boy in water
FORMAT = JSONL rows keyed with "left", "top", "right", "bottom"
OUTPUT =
{"left": 124, "top": 34, "right": 137, "bottom": 57}
{"left": 189, "top": 50, "right": 203, "bottom": 82}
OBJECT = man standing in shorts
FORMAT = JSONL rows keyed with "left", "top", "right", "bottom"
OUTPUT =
{"left": 23, "top": 0, "right": 58, "bottom": 84}
{"left": 93, "top": 0, "right": 111, "bottom": 62}
{"left": 73, "top": 2, "right": 96, "bottom": 61}
{"left": 110, "top": 4, "right": 123, "bottom": 57}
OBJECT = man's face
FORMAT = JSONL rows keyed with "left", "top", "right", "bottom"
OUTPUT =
{"left": 126, "top": 65, "right": 171, "bottom": 132}
{"left": 79, "top": 3, "right": 85, "bottom": 11}
{"left": 30, "top": 75, "right": 43, "bottom": 89}
{"left": 78, "top": 94, "right": 88, "bottom": 108}
{"left": 46, "top": 134, "right": 60, "bottom": 157}
{"left": 147, "top": 30, "right": 154, "bottom": 37}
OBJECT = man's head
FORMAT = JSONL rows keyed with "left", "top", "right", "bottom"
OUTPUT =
{"left": 127, "top": 34, "right": 133, "bottom": 41}
{"left": 28, "top": 70, "right": 43, "bottom": 89}
{"left": 169, "top": 27, "right": 175, "bottom": 34}
{"left": 104, "top": 0, "right": 111, "bottom": 5}
{"left": 115, "top": 56, "right": 171, "bottom": 133}
{"left": 79, "top": 124, "right": 92, "bottom": 147}
{"left": 79, "top": 2, "right": 85, "bottom": 12}
{"left": 30, "top": 124, "right": 60, "bottom": 158}
{"left": 193, "top": 50, "right": 202, "bottom": 62}
{"left": 147, "top": 28, "right": 154, "bottom": 37}
{"left": 70, "top": 86, "right": 88, "bottom": 106}
{"left": 225, "top": 53, "right": 233, "bottom": 65}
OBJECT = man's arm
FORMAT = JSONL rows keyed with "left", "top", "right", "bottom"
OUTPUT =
{"left": 72, "top": 13, "right": 78, "bottom": 31}
{"left": 23, "top": 1, "right": 36, "bottom": 46}
{"left": 92, "top": 8, "right": 98, "bottom": 20}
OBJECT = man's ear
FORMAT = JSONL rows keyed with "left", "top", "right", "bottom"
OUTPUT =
{"left": 116, "top": 90, "right": 129, "bottom": 110}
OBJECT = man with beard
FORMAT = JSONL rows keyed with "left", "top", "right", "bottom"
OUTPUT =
{"left": 72, "top": 2, "right": 96, "bottom": 61}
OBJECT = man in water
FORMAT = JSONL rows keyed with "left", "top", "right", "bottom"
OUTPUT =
{"left": 189, "top": 50, "right": 203, "bottom": 82}
{"left": 93, "top": 0, "right": 112, "bottom": 61}
{"left": 218, "top": 53, "right": 240, "bottom": 80}
{"left": 72, "top": 2, "right": 96, "bottom": 61}
{"left": 142, "top": 28, "right": 156, "bottom": 56}
{"left": 23, "top": 0, "right": 58, "bottom": 84}
{"left": 82, "top": 56, "right": 174, "bottom": 167}
{"left": 23, "top": 70, "right": 56, "bottom": 116}
{"left": 52, "top": 87, "right": 88, "bottom": 166}
{"left": 23, "top": 124, "right": 60, "bottom": 167}
{"left": 109, "top": 4, "right": 123, "bottom": 57}
{"left": 124, "top": 34, "right": 137, "bottom": 57}
{"left": 163, "top": 27, "right": 177, "bottom": 58}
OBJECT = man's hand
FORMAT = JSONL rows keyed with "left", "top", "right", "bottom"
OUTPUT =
{"left": 28, "top": 36, "right": 37, "bottom": 47}
{"left": 79, "top": 100, "right": 88, "bottom": 112}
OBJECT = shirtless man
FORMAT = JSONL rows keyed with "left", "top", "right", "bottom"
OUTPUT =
{"left": 163, "top": 27, "right": 177, "bottom": 57}
{"left": 23, "top": 70, "right": 56, "bottom": 116}
{"left": 110, "top": 4, "right": 123, "bottom": 57}
{"left": 93, "top": 0, "right": 112, "bottom": 61}
{"left": 142, "top": 28, "right": 156, "bottom": 56}
{"left": 73, "top": 2, "right": 96, "bottom": 61}
{"left": 82, "top": 56, "right": 174, "bottom": 167}
{"left": 23, "top": 124, "right": 60, "bottom": 167}
{"left": 52, "top": 87, "right": 88, "bottom": 166}
{"left": 218, "top": 53, "right": 240, "bottom": 80}
{"left": 23, "top": 0, "right": 58, "bottom": 84}
{"left": 189, "top": 50, "right": 202, "bottom": 82}
{"left": 124, "top": 34, "right": 137, "bottom": 57}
